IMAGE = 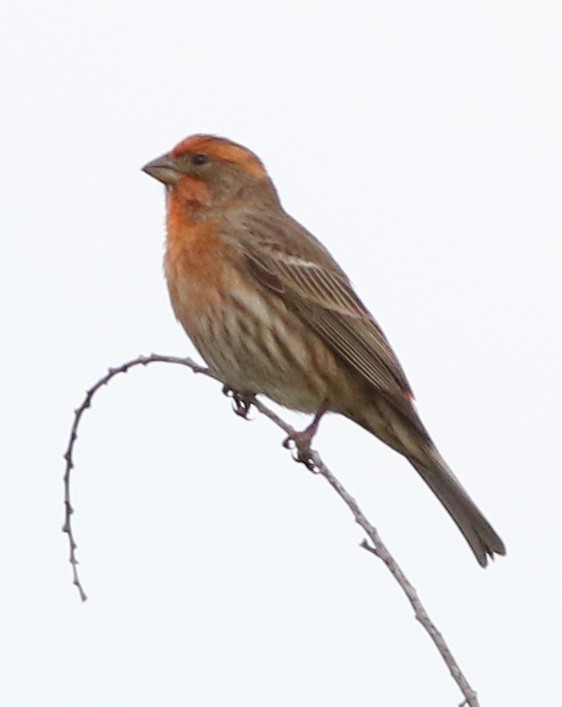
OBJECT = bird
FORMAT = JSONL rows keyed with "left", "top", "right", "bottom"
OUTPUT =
{"left": 143, "top": 133, "right": 505, "bottom": 567}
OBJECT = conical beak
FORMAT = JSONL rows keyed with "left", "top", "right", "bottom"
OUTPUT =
{"left": 142, "top": 154, "right": 184, "bottom": 186}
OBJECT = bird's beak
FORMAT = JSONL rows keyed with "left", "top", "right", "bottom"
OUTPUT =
{"left": 142, "top": 154, "right": 184, "bottom": 186}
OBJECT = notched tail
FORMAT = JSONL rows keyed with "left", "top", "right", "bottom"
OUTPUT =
{"left": 355, "top": 398, "right": 505, "bottom": 566}
{"left": 409, "top": 453, "right": 506, "bottom": 567}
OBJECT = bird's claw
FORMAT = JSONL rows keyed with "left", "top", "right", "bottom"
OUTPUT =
{"left": 222, "top": 386, "right": 254, "bottom": 419}
{"left": 283, "top": 431, "right": 318, "bottom": 471}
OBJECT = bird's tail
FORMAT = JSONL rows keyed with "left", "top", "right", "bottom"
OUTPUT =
{"left": 356, "top": 401, "right": 506, "bottom": 566}
{"left": 408, "top": 450, "right": 505, "bottom": 566}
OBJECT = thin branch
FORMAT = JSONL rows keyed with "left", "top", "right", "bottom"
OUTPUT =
{"left": 63, "top": 353, "right": 479, "bottom": 706}
{"left": 62, "top": 355, "right": 211, "bottom": 602}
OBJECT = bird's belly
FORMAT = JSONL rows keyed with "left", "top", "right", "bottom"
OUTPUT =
{"left": 171, "top": 274, "right": 339, "bottom": 412}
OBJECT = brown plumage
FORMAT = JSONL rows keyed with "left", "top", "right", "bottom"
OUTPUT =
{"left": 143, "top": 134, "right": 506, "bottom": 567}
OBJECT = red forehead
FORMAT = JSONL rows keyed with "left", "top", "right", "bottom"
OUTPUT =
{"left": 171, "top": 134, "right": 267, "bottom": 178}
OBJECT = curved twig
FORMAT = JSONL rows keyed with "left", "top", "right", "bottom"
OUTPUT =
{"left": 63, "top": 353, "right": 480, "bottom": 706}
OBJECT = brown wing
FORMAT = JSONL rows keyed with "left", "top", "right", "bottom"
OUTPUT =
{"left": 234, "top": 210, "right": 414, "bottom": 403}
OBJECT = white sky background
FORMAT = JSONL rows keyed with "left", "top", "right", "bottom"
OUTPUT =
{"left": 1, "top": 1, "right": 561, "bottom": 705}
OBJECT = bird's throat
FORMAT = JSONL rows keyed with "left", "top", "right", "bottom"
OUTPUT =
{"left": 167, "top": 175, "right": 211, "bottom": 213}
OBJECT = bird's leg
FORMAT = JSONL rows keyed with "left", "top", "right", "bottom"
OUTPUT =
{"left": 222, "top": 385, "right": 255, "bottom": 419}
{"left": 283, "top": 405, "right": 328, "bottom": 468}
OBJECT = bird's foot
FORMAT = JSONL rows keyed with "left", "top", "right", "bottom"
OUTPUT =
{"left": 282, "top": 406, "right": 327, "bottom": 470}
{"left": 283, "top": 429, "right": 316, "bottom": 470}
{"left": 222, "top": 386, "right": 255, "bottom": 419}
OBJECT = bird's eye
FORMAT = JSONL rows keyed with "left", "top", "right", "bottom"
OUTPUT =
{"left": 192, "top": 153, "right": 210, "bottom": 166}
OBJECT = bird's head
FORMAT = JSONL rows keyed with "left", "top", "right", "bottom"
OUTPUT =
{"left": 142, "top": 134, "right": 279, "bottom": 209}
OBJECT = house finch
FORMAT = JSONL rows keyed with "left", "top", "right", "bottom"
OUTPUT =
{"left": 143, "top": 134, "right": 505, "bottom": 567}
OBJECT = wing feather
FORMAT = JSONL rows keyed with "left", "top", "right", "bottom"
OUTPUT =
{"left": 236, "top": 211, "right": 414, "bottom": 402}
